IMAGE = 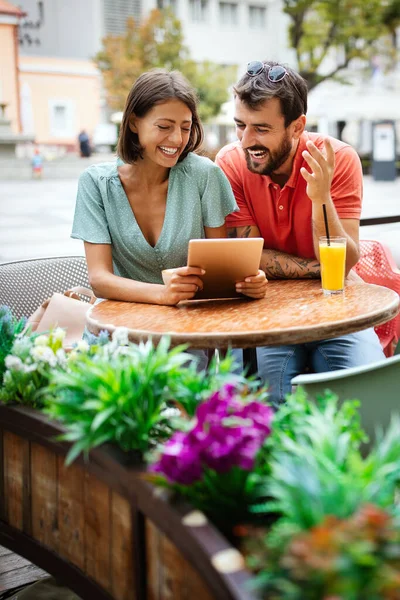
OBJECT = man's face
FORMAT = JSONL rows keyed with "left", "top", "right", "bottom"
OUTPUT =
{"left": 234, "top": 96, "right": 294, "bottom": 176}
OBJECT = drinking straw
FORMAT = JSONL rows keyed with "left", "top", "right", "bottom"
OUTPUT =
{"left": 322, "top": 203, "right": 330, "bottom": 246}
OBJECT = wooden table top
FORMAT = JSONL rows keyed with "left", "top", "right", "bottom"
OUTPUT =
{"left": 87, "top": 280, "right": 400, "bottom": 349}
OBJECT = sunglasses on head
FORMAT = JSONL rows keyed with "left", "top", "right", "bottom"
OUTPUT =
{"left": 246, "top": 61, "right": 287, "bottom": 82}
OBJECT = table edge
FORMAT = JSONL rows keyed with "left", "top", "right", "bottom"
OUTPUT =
{"left": 86, "top": 293, "right": 400, "bottom": 349}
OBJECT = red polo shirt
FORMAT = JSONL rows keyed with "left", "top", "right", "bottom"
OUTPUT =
{"left": 215, "top": 132, "right": 362, "bottom": 259}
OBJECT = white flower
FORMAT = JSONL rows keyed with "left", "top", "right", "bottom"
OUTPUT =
{"left": 112, "top": 327, "right": 130, "bottom": 346}
{"left": 114, "top": 346, "right": 132, "bottom": 357}
{"left": 34, "top": 335, "right": 49, "bottom": 347}
{"left": 12, "top": 337, "right": 33, "bottom": 357}
{"left": 31, "top": 346, "right": 57, "bottom": 367}
{"left": 23, "top": 363, "right": 39, "bottom": 373}
{"left": 52, "top": 328, "right": 66, "bottom": 342}
{"left": 68, "top": 350, "right": 78, "bottom": 361}
{"left": 56, "top": 348, "right": 67, "bottom": 367}
{"left": 76, "top": 340, "right": 89, "bottom": 353}
{"left": 5, "top": 355, "right": 23, "bottom": 371}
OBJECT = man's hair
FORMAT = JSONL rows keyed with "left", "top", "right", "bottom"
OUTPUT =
{"left": 233, "top": 61, "right": 308, "bottom": 127}
{"left": 117, "top": 69, "right": 204, "bottom": 164}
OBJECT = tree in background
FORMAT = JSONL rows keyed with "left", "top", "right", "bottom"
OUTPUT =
{"left": 94, "top": 9, "right": 236, "bottom": 122}
{"left": 283, "top": 0, "right": 400, "bottom": 90}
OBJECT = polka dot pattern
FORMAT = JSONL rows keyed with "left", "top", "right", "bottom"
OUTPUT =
{"left": 71, "top": 154, "right": 238, "bottom": 285}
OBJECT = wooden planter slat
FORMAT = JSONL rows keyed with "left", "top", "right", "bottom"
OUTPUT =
{"left": 31, "top": 443, "right": 59, "bottom": 550}
{"left": 0, "top": 405, "right": 258, "bottom": 600}
{"left": 145, "top": 519, "right": 214, "bottom": 600}
{"left": 3, "top": 431, "right": 30, "bottom": 532}
{"left": 83, "top": 471, "right": 112, "bottom": 591}
{"left": 163, "top": 532, "right": 214, "bottom": 600}
{"left": 110, "top": 491, "right": 135, "bottom": 600}
{"left": 0, "top": 429, "right": 5, "bottom": 520}
{"left": 57, "top": 456, "right": 85, "bottom": 570}
{"left": 145, "top": 519, "right": 161, "bottom": 600}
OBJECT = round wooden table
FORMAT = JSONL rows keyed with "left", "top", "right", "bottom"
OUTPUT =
{"left": 86, "top": 280, "right": 399, "bottom": 349}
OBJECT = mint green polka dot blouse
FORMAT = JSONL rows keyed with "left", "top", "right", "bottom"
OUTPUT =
{"left": 71, "top": 153, "right": 238, "bottom": 285}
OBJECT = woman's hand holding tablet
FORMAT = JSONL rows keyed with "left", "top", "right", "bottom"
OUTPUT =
{"left": 187, "top": 238, "right": 267, "bottom": 300}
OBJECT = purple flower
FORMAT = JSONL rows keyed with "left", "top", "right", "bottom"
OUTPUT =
{"left": 152, "top": 384, "right": 273, "bottom": 485}
{"left": 151, "top": 431, "right": 203, "bottom": 484}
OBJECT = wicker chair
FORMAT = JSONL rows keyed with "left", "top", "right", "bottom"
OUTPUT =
{"left": 0, "top": 256, "right": 90, "bottom": 319}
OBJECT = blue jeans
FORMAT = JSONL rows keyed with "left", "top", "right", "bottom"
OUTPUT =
{"left": 236, "top": 329, "right": 385, "bottom": 406}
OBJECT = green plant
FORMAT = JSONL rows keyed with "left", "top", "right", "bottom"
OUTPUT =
{"left": 45, "top": 336, "right": 194, "bottom": 464}
{"left": 169, "top": 350, "right": 268, "bottom": 417}
{"left": 0, "top": 305, "right": 28, "bottom": 381}
{"left": 241, "top": 391, "right": 400, "bottom": 598}
{"left": 251, "top": 392, "right": 400, "bottom": 528}
{"left": 0, "top": 328, "right": 67, "bottom": 407}
{"left": 149, "top": 383, "right": 274, "bottom": 528}
{"left": 247, "top": 504, "right": 400, "bottom": 600}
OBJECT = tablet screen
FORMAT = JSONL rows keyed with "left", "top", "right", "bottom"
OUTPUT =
{"left": 187, "top": 238, "right": 264, "bottom": 299}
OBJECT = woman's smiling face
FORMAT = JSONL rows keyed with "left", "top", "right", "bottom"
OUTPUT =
{"left": 129, "top": 98, "right": 193, "bottom": 168}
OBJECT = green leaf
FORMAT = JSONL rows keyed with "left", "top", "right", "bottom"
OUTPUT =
{"left": 91, "top": 406, "right": 116, "bottom": 432}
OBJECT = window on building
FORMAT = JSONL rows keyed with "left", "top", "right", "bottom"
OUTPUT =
{"left": 157, "top": 0, "right": 177, "bottom": 10}
{"left": 103, "top": 0, "right": 142, "bottom": 35}
{"left": 248, "top": 5, "right": 266, "bottom": 28}
{"left": 49, "top": 100, "right": 75, "bottom": 138}
{"left": 53, "top": 106, "right": 67, "bottom": 131}
{"left": 189, "top": 0, "right": 208, "bottom": 22}
{"left": 219, "top": 2, "right": 238, "bottom": 25}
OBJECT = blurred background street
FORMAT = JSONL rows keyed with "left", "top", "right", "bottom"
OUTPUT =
{"left": 1, "top": 170, "right": 400, "bottom": 263}
{"left": 1, "top": 0, "right": 400, "bottom": 264}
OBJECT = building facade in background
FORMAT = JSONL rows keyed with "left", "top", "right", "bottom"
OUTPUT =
{"left": 1, "top": 0, "right": 292, "bottom": 152}
{"left": 0, "top": 0, "right": 25, "bottom": 134}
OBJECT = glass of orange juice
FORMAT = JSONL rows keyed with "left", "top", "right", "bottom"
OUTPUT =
{"left": 319, "top": 236, "right": 347, "bottom": 295}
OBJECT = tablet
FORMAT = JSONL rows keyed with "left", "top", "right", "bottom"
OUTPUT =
{"left": 187, "top": 238, "right": 264, "bottom": 299}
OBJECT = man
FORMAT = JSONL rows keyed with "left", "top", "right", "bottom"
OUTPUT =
{"left": 216, "top": 60, "right": 384, "bottom": 404}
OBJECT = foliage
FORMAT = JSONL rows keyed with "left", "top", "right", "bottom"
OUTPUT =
{"left": 283, "top": 0, "right": 400, "bottom": 89}
{"left": 93, "top": 9, "right": 236, "bottom": 121}
{"left": 0, "top": 329, "right": 68, "bottom": 408}
{"left": 247, "top": 504, "right": 400, "bottom": 600}
{"left": 240, "top": 389, "right": 400, "bottom": 598}
{"left": 0, "top": 305, "right": 27, "bottom": 382}
{"left": 170, "top": 350, "right": 268, "bottom": 417}
{"left": 149, "top": 383, "right": 273, "bottom": 526}
{"left": 45, "top": 333, "right": 193, "bottom": 464}
{"left": 254, "top": 386, "right": 367, "bottom": 482}
{"left": 251, "top": 390, "right": 400, "bottom": 528}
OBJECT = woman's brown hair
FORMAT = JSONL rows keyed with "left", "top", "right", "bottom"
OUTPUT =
{"left": 117, "top": 69, "right": 204, "bottom": 164}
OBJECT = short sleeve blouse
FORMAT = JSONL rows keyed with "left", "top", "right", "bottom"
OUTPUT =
{"left": 71, "top": 153, "right": 238, "bottom": 284}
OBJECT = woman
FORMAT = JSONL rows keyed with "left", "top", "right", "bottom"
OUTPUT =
{"left": 72, "top": 69, "right": 267, "bottom": 305}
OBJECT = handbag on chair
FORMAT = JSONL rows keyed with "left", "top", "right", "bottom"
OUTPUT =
{"left": 28, "top": 286, "right": 96, "bottom": 348}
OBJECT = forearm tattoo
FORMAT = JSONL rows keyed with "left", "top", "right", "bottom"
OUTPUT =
{"left": 228, "top": 228, "right": 320, "bottom": 279}
{"left": 260, "top": 250, "right": 321, "bottom": 280}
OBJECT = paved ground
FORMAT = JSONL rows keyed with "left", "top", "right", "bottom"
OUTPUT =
{"left": 0, "top": 174, "right": 399, "bottom": 264}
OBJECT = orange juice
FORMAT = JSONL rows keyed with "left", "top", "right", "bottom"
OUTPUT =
{"left": 319, "top": 237, "right": 347, "bottom": 294}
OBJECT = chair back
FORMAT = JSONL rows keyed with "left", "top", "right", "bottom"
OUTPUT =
{"left": 292, "top": 354, "right": 400, "bottom": 445}
{"left": 0, "top": 256, "right": 89, "bottom": 319}
{"left": 354, "top": 240, "right": 400, "bottom": 356}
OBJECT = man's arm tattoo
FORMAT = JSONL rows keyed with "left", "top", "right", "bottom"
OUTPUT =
{"left": 261, "top": 250, "right": 321, "bottom": 279}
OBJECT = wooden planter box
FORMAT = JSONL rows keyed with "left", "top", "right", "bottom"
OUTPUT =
{"left": 0, "top": 404, "right": 257, "bottom": 600}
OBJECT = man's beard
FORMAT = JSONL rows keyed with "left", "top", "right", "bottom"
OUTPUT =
{"left": 244, "top": 134, "right": 292, "bottom": 176}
